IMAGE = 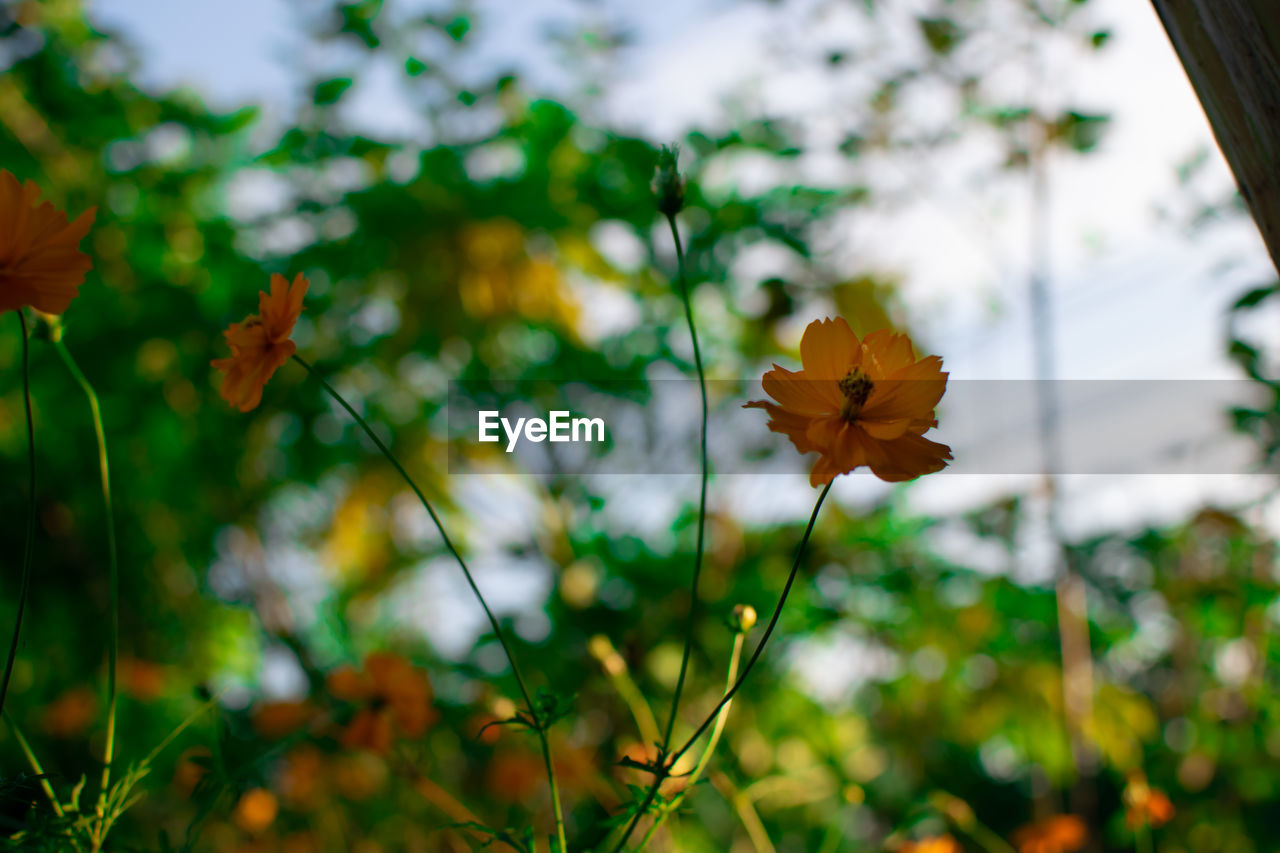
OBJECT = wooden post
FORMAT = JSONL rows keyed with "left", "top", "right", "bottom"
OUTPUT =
{"left": 1151, "top": 0, "right": 1280, "bottom": 275}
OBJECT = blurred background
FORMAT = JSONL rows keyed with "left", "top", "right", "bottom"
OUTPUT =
{"left": 3, "top": 0, "right": 1280, "bottom": 850}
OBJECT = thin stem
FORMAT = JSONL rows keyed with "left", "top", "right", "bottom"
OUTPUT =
{"left": 592, "top": 636, "right": 662, "bottom": 750}
{"left": 0, "top": 311, "right": 36, "bottom": 720}
{"left": 291, "top": 355, "right": 566, "bottom": 849}
{"left": 712, "top": 772, "right": 776, "bottom": 853}
{"left": 634, "top": 631, "right": 745, "bottom": 852}
{"left": 1135, "top": 822, "right": 1153, "bottom": 853}
{"left": 610, "top": 481, "right": 832, "bottom": 853}
{"left": 3, "top": 710, "right": 64, "bottom": 818}
{"left": 671, "top": 481, "right": 831, "bottom": 763}
{"left": 51, "top": 340, "right": 119, "bottom": 834}
{"left": 966, "top": 823, "right": 1018, "bottom": 853}
{"left": 661, "top": 211, "right": 710, "bottom": 754}
{"left": 539, "top": 727, "right": 568, "bottom": 853}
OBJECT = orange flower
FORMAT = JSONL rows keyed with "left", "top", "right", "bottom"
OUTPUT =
{"left": 211, "top": 272, "right": 308, "bottom": 412}
{"left": 901, "top": 836, "right": 963, "bottom": 853}
{"left": 1124, "top": 771, "right": 1174, "bottom": 829}
{"left": 485, "top": 751, "right": 546, "bottom": 803}
{"left": 251, "top": 700, "right": 316, "bottom": 739}
{"left": 746, "top": 317, "right": 951, "bottom": 485}
{"left": 42, "top": 686, "right": 98, "bottom": 738}
{"left": 327, "top": 652, "right": 437, "bottom": 754}
{"left": 0, "top": 170, "right": 95, "bottom": 315}
{"left": 231, "top": 788, "right": 278, "bottom": 835}
{"left": 1011, "top": 815, "right": 1087, "bottom": 853}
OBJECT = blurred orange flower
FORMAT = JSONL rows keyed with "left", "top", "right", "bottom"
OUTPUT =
{"left": 1011, "top": 815, "right": 1087, "bottom": 853}
{"left": 41, "top": 686, "right": 97, "bottom": 738}
{"left": 211, "top": 272, "right": 308, "bottom": 412}
{"left": 901, "top": 835, "right": 963, "bottom": 853}
{"left": 0, "top": 170, "right": 95, "bottom": 315}
{"left": 746, "top": 317, "right": 951, "bottom": 485}
{"left": 119, "top": 657, "right": 167, "bottom": 700}
{"left": 1124, "top": 771, "right": 1175, "bottom": 829}
{"left": 485, "top": 751, "right": 546, "bottom": 803}
{"left": 232, "top": 788, "right": 278, "bottom": 835}
{"left": 172, "top": 746, "right": 212, "bottom": 795}
{"left": 252, "top": 700, "right": 316, "bottom": 739}
{"left": 331, "top": 752, "right": 388, "bottom": 801}
{"left": 327, "top": 652, "right": 437, "bottom": 753}
{"left": 277, "top": 745, "right": 326, "bottom": 808}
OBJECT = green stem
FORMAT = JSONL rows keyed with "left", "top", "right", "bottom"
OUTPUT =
{"left": 966, "top": 822, "right": 1018, "bottom": 853}
{"left": 634, "top": 631, "right": 744, "bottom": 852}
{"left": 1135, "top": 821, "right": 1153, "bottom": 853}
{"left": 538, "top": 726, "right": 568, "bottom": 853}
{"left": 3, "top": 709, "right": 64, "bottom": 818}
{"left": 291, "top": 355, "right": 566, "bottom": 850}
{"left": 51, "top": 340, "right": 119, "bottom": 837}
{"left": 661, "top": 211, "right": 710, "bottom": 754}
{"left": 0, "top": 311, "right": 36, "bottom": 720}
{"left": 610, "top": 481, "right": 832, "bottom": 853}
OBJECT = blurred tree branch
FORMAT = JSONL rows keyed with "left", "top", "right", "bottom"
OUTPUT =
{"left": 1152, "top": 0, "right": 1280, "bottom": 274}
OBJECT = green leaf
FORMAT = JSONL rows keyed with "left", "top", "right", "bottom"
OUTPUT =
{"left": 313, "top": 77, "right": 354, "bottom": 106}
{"left": 444, "top": 15, "right": 471, "bottom": 42}
{"left": 1232, "top": 284, "right": 1279, "bottom": 310}
{"left": 918, "top": 17, "right": 963, "bottom": 55}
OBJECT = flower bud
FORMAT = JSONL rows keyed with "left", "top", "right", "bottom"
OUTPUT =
{"left": 653, "top": 144, "right": 685, "bottom": 217}
{"left": 731, "top": 604, "right": 758, "bottom": 633}
{"left": 33, "top": 310, "right": 63, "bottom": 342}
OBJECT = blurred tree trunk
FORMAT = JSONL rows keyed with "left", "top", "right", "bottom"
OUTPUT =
{"left": 1151, "top": 0, "right": 1280, "bottom": 275}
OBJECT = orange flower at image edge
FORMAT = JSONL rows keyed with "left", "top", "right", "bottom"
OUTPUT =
{"left": 327, "top": 652, "right": 438, "bottom": 754}
{"left": 1012, "top": 815, "right": 1088, "bottom": 853}
{"left": 211, "top": 272, "right": 308, "bottom": 411}
{"left": 747, "top": 317, "right": 951, "bottom": 485}
{"left": 0, "top": 170, "right": 96, "bottom": 315}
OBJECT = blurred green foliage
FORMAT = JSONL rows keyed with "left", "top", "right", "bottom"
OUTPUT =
{"left": 1, "top": 0, "right": 1277, "bottom": 851}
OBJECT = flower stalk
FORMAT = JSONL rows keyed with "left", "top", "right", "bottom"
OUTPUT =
{"left": 610, "top": 481, "right": 832, "bottom": 852}
{"left": 0, "top": 311, "right": 37, "bottom": 721}
{"left": 290, "top": 354, "right": 567, "bottom": 852}
{"left": 633, "top": 615, "right": 749, "bottom": 852}
{"left": 660, "top": 205, "right": 710, "bottom": 756}
{"left": 49, "top": 334, "right": 120, "bottom": 844}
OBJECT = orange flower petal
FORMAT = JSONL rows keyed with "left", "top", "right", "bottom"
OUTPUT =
{"left": 212, "top": 273, "right": 308, "bottom": 411}
{"left": 0, "top": 170, "right": 96, "bottom": 315}
{"left": 863, "top": 430, "right": 952, "bottom": 482}
{"left": 761, "top": 364, "right": 841, "bottom": 415}
{"left": 860, "top": 329, "right": 916, "bottom": 376}
{"left": 799, "top": 316, "right": 861, "bottom": 379}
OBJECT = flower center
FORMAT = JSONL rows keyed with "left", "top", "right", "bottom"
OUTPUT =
{"left": 838, "top": 368, "right": 873, "bottom": 421}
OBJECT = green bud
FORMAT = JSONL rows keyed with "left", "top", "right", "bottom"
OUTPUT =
{"left": 653, "top": 144, "right": 685, "bottom": 217}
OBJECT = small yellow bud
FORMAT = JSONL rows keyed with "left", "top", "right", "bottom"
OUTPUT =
{"left": 732, "top": 604, "right": 758, "bottom": 633}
